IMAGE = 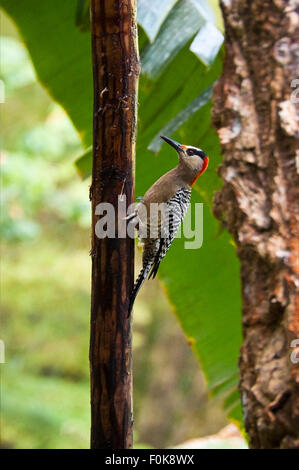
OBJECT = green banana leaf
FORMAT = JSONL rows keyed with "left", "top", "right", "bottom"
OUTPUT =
{"left": 1, "top": 0, "right": 242, "bottom": 422}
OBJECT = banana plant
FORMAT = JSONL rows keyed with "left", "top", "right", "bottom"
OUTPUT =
{"left": 0, "top": 0, "right": 242, "bottom": 422}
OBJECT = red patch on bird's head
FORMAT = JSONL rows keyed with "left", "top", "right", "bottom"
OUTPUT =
{"left": 190, "top": 156, "right": 209, "bottom": 186}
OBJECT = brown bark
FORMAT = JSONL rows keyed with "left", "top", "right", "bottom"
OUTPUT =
{"left": 89, "top": 0, "right": 139, "bottom": 449}
{"left": 212, "top": 0, "right": 299, "bottom": 448}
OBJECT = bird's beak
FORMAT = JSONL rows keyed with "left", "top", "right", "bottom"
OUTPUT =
{"left": 160, "top": 135, "right": 182, "bottom": 152}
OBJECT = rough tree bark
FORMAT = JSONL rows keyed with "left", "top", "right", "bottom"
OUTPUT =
{"left": 212, "top": 0, "right": 299, "bottom": 449}
{"left": 89, "top": 0, "right": 139, "bottom": 449}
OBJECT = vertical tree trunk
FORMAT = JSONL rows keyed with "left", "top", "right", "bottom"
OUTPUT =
{"left": 89, "top": 0, "right": 139, "bottom": 449}
{"left": 212, "top": 0, "right": 299, "bottom": 448}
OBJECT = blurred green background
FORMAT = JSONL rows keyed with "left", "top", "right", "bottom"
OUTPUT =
{"left": 0, "top": 12, "right": 235, "bottom": 449}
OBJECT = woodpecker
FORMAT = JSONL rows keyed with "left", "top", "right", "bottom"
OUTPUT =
{"left": 127, "top": 135, "right": 209, "bottom": 315}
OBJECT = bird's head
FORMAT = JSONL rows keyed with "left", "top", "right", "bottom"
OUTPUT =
{"left": 160, "top": 135, "right": 209, "bottom": 186}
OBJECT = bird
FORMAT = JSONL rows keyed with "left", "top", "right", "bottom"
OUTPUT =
{"left": 127, "top": 135, "right": 209, "bottom": 316}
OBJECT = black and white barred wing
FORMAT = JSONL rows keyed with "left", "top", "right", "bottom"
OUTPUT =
{"left": 128, "top": 188, "right": 191, "bottom": 315}
{"left": 148, "top": 187, "right": 191, "bottom": 279}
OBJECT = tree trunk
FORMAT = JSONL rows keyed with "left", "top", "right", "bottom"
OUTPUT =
{"left": 212, "top": 0, "right": 299, "bottom": 449}
{"left": 89, "top": 0, "right": 139, "bottom": 449}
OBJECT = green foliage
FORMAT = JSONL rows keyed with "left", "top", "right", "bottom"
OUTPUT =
{"left": 1, "top": 25, "right": 238, "bottom": 448}
{"left": 1, "top": 0, "right": 242, "bottom": 423}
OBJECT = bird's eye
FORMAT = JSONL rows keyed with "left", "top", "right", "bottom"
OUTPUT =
{"left": 187, "top": 149, "right": 194, "bottom": 156}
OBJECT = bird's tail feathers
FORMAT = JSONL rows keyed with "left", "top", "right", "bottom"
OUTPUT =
{"left": 127, "top": 263, "right": 153, "bottom": 316}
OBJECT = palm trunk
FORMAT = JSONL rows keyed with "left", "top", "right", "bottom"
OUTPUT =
{"left": 212, "top": 0, "right": 299, "bottom": 448}
{"left": 89, "top": 0, "right": 139, "bottom": 449}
